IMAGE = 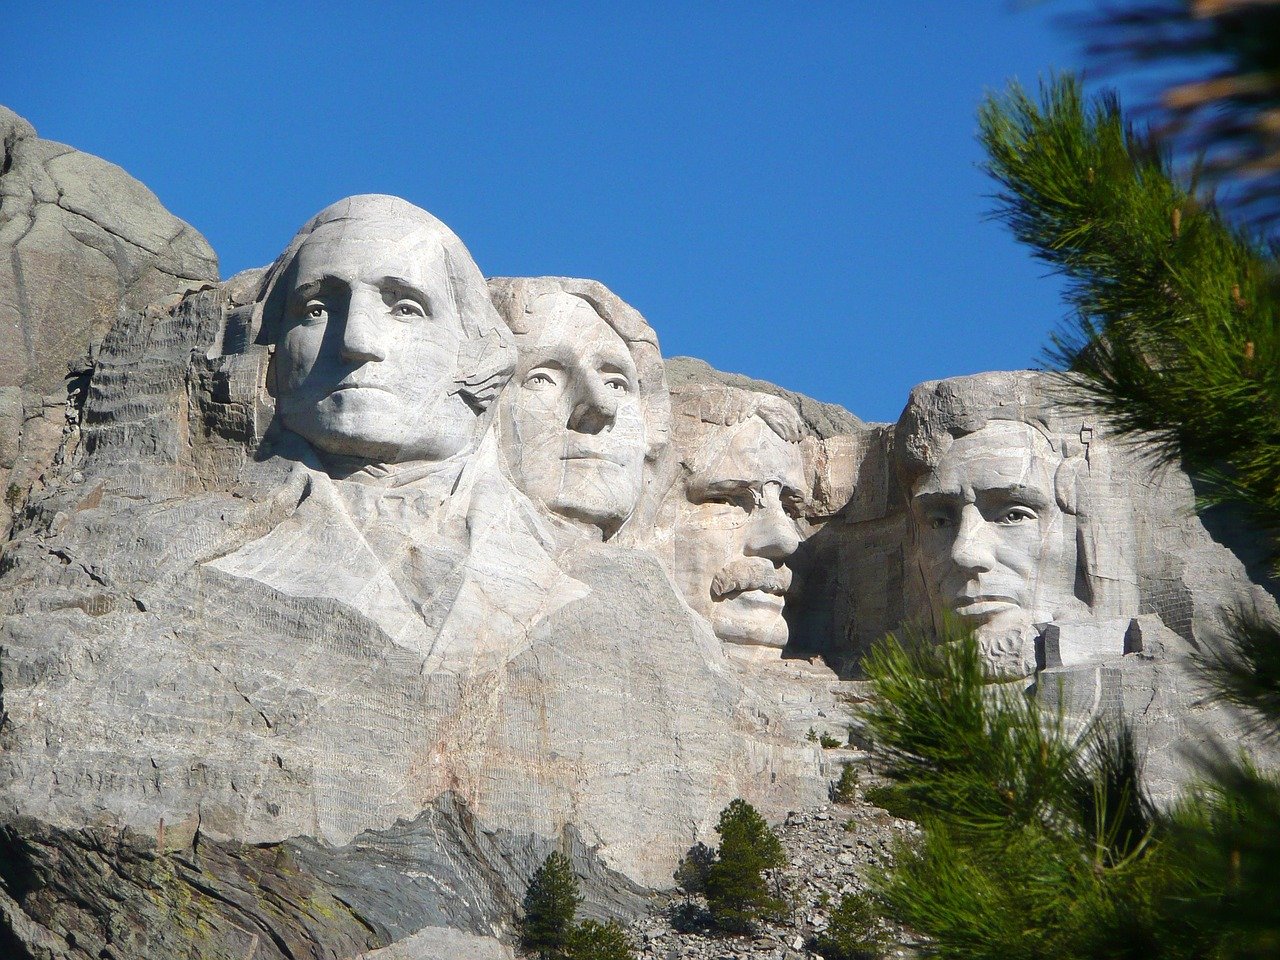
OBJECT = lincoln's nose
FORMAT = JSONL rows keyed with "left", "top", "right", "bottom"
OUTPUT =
{"left": 950, "top": 503, "right": 996, "bottom": 573}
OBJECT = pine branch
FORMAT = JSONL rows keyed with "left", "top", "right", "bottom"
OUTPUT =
{"left": 979, "top": 74, "right": 1280, "bottom": 554}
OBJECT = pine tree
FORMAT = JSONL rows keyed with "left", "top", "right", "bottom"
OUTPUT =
{"left": 979, "top": 71, "right": 1280, "bottom": 957}
{"left": 565, "top": 919, "right": 635, "bottom": 960}
{"left": 520, "top": 852, "right": 582, "bottom": 959}
{"left": 703, "top": 799, "right": 787, "bottom": 934}
{"left": 859, "top": 68, "right": 1280, "bottom": 960}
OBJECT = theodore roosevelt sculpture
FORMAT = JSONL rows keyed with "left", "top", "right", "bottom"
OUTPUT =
{"left": 664, "top": 385, "right": 808, "bottom": 654}
{"left": 488, "top": 276, "right": 670, "bottom": 540}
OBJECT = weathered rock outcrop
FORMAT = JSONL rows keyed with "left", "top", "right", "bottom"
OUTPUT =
{"left": 0, "top": 104, "right": 218, "bottom": 536}
{"left": 0, "top": 110, "right": 1275, "bottom": 960}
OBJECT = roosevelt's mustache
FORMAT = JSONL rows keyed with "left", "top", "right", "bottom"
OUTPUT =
{"left": 711, "top": 558, "right": 793, "bottom": 599}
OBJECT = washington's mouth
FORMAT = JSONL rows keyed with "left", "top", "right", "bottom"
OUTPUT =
{"left": 329, "top": 382, "right": 392, "bottom": 396}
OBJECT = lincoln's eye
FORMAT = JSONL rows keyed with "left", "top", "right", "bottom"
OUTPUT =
{"left": 604, "top": 376, "right": 629, "bottom": 392}
{"left": 997, "top": 506, "right": 1038, "bottom": 524}
{"left": 392, "top": 299, "right": 426, "bottom": 319}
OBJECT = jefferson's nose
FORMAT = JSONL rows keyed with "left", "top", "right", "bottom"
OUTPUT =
{"left": 567, "top": 377, "right": 619, "bottom": 435}
{"left": 744, "top": 484, "right": 801, "bottom": 560}
{"left": 340, "top": 290, "right": 388, "bottom": 363}
{"left": 950, "top": 503, "right": 996, "bottom": 572}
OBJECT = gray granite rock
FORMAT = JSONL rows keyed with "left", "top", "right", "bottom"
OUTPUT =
{"left": 664, "top": 356, "right": 865, "bottom": 440}
{"left": 0, "top": 105, "right": 218, "bottom": 537}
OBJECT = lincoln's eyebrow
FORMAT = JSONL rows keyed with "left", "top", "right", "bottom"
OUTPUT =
{"left": 975, "top": 483, "right": 1052, "bottom": 507}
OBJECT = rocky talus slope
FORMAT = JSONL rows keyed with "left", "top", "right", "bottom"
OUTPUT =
{"left": 629, "top": 782, "right": 924, "bottom": 960}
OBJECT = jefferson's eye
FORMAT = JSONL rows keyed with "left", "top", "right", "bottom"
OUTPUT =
{"left": 392, "top": 299, "right": 426, "bottom": 319}
{"left": 525, "top": 371, "right": 557, "bottom": 388}
{"left": 996, "top": 507, "right": 1038, "bottom": 524}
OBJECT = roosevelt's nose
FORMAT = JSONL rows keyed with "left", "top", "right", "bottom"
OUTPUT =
{"left": 744, "top": 483, "right": 801, "bottom": 560}
{"left": 340, "top": 289, "right": 388, "bottom": 363}
{"left": 950, "top": 503, "right": 996, "bottom": 573}
{"left": 567, "top": 377, "right": 620, "bottom": 435}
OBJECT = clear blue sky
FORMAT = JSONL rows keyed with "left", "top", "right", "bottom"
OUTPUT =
{"left": 3, "top": 1, "right": 1110, "bottom": 424}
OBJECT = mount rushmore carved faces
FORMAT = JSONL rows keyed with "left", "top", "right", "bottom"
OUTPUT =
{"left": 896, "top": 378, "right": 1092, "bottom": 673}
{"left": 258, "top": 195, "right": 515, "bottom": 468}
{"left": 488, "top": 277, "right": 671, "bottom": 540}
{"left": 668, "top": 387, "right": 808, "bottom": 653}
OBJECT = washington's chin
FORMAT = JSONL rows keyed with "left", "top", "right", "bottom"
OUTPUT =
{"left": 280, "top": 395, "right": 471, "bottom": 464}
{"left": 711, "top": 591, "right": 789, "bottom": 649}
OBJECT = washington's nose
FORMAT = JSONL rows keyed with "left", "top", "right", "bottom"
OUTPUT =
{"left": 744, "top": 485, "right": 801, "bottom": 560}
{"left": 567, "top": 378, "right": 619, "bottom": 435}
{"left": 340, "top": 290, "right": 388, "bottom": 363}
{"left": 950, "top": 504, "right": 995, "bottom": 572}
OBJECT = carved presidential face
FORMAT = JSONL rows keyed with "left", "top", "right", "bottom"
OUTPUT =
{"left": 501, "top": 291, "right": 647, "bottom": 537}
{"left": 911, "top": 420, "right": 1077, "bottom": 639}
{"left": 274, "top": 216, "right": 476, "bottom": 464}
{"left": 674, "top": 416, "right": 806, "bottom": 652}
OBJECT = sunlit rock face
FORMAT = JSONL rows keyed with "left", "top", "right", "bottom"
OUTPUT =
{"left": 0, "top": 176, "right": 827, "bottom": 959}
{"left": 895, "top": 380, "right": 1100, "bottom": 676}
{"left": 0, "top": 116, "right": 1275, "bottom": 959}
{"left": 263, "top": 195, "right": 513, "bottom": 469}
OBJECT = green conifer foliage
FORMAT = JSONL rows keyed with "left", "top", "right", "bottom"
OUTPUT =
{"left": 862, "top": 620, "right": 1216, "bottom": 960}
{"left": 704, "top": 799, "right": 787, "bottom": 933}
{"left": 812, "top": 892, "right": 886, "bottom": 960}
{"left": 973, "top": 71, "right": 1280, "bottom": 958}
{"left": 565, "top": 919, "right": 635, "bottom": 960}
{"left": 519, "top": 852, "right": 582, "bottom": 959}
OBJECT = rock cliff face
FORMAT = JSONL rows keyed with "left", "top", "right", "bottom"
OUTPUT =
{"left": 0, "top": 105, "right": 218, "bottom": 539}
{"left": 0, "top": 107, "right": 1274, "bottom": 960}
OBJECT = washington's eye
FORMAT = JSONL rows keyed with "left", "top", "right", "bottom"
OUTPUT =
{"left": 392, "top": 299, "right": 426, "bottom": 319}
{"left": 304, "top": 301, "right": 327, "bottom": 321}
{"left": 526, "top": 371, "right": 557, "bottom": 388}
{"left": 996, "top": 506, "right": 1038, "bottom": 524}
